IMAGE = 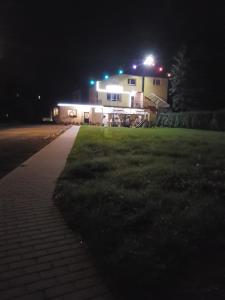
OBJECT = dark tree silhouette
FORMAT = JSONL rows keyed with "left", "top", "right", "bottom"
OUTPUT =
{"left": 170, "top": 41, "right": 225, "bottom": 112}
{"left": 169, "top": 45, "right": 193, "bottom": 111}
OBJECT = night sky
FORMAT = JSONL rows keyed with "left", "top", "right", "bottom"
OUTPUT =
{"left": 0, "top": 0, "right": 224, "bottom": 104}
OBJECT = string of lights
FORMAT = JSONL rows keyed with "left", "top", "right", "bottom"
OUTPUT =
{"left": 89, "top": 55, "right": 171, "bottom": 86}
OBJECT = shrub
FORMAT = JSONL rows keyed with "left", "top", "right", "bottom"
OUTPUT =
{"left": 210, "top": 110, "right": 225, "bottom": 131}
{"left": 157, "top": 110, "right": 225, "bottom": 131}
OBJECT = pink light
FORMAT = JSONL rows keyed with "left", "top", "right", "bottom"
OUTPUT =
{"left": 159, "top": 67, "right": 163, "bottom": 72}
{"left": 167, "top": 73, "right": 171, "bottom": 77}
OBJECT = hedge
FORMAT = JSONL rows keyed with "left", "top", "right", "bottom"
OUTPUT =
{"left": 156, "top": 110, "right": 225, "bottom": 131}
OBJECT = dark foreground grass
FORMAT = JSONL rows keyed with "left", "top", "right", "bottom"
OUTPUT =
{"left": 55, "top": 126, "right": 225, "bottom": 299}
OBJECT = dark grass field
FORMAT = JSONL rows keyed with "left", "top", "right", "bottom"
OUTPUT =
{"left": 55, "top": 126, "right": 225, "bottom": 299}
{"left": 0, "top": 124, "right": 69, "bottom": 179}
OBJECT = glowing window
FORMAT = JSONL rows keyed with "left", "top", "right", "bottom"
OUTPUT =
{"left": 67, "top": 109, "right": 77, "bottom": 117}
{"left": 153, "top": 79, "right": 160, "bottom": 86}
{"left": 107, "top": 93, "right": 121, "bottom": 101}
{"left": 53, "top": 108, "right": 59, "bottom": 116}
{"left": 128, "top": 79, "right": 136, "bottom": 86}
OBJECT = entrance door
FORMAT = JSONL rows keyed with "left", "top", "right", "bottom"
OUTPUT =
{"left": 84, "top": 112, "right": 89, "bottom": 124}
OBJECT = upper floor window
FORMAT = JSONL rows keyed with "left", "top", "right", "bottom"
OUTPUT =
{"left": 107, "top": 93, "right": 121, "bottom": 101}
{"left": 128, "top": 79, "right": 136, "bottom": 86}
{"left": 153, "top": 79, "right": 160, "bottom": 86}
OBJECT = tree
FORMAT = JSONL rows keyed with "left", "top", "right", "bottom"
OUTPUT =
{"left": 170, "top": 41, "right": 225, "bottom": 112}
{"left": 169, "top": 45, "right": 193, "bottom": 112}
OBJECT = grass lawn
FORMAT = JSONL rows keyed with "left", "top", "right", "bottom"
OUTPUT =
{"left": 55, "top": 126, "right": 225, "bottom": 299}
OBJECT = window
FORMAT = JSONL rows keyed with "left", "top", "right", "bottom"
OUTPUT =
{"left": 53, "top": 108, "right": 59, "bottom": 116}
{"left": 153, "top": 79, "right": 160, "bottom": 86}
{"left": 128, "top": 79, "right": 136, "bottom": 86}
{"left": 107, "top": 93, "right": 121, "bottom": 101}
{"left": 67, "top": 109, "right": 77, "bottom": 117}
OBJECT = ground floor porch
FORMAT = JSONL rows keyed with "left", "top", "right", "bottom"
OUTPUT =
{"left": 52, "top": 103, "right": 152, "bottom": 127}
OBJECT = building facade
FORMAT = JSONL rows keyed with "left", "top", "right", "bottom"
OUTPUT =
{"left": 53, "top": 74, "right": 169, "bottom": 126}
{"left": 89, "top": 74, "right": 169, "bottom": 110}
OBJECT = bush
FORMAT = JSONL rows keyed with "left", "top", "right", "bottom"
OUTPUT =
{"left": 157, "top": 110, "right": 225, "bottom": 131}
{"left": 211, "top": 110, "right": 225, "bottom": 131}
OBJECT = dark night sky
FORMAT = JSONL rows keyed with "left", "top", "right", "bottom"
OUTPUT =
{"left": 0, "top": 0, "right": 224, "bottom": 103}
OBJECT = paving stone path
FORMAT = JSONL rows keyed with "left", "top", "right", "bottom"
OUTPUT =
{"left": 0, "top": 126, "right": 114, "bottom": 300}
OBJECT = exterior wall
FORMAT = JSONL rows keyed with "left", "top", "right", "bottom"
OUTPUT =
{"left": 97, "top": 91, "right": 130, "bottom": 107}
{"left": 97, "top": 75, "right": 142, "bottom": 107}
{"left": 97, "top": 74, "right": 143, "bottom": 95}
{"left": 95, "top": 74, "right": 168, "bottom": 108}
{"left": 133, "top": 92, "right": 144, "bottom": 108}
{"left": 53, "top": 106, "right": 90, "bottom": 124}
{"left": 53, "top": 105, "right": 103, "bottom": 125}
{"left": 144, "top": 77, "right": 168, "bottom": 100}
{"left": 89, "top": 87, "right": 98, "bottom": 104}
{"left": 91, "top": 108, "right": 102, "bottom": 124}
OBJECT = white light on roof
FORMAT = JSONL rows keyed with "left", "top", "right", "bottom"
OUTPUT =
{"left": 143, "top": 55, "right": 155, "bottom": 66}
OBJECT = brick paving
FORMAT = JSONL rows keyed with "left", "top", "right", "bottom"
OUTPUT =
{"left": 0, "top": 126, "right": 114, "bottom": 300}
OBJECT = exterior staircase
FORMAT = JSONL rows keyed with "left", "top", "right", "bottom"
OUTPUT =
{"left": 135, "top": 119, "right": 146, "bottom": 128}
{"left": 145, "top": 93, "right": 170, "bottom": 109}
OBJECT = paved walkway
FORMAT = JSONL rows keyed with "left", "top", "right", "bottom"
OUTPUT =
{"left": 0, "top": 126, "right": 113, "bottom": 300}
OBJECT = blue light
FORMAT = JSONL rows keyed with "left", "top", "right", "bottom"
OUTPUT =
{"left": 104, "top": 75, "right": 109, "bottom": 80}
{"left": 90, "top": 80, "right": 95, "bottom": 85}
{"left": 118, "top": 69, "right": 124, "bottom": 75}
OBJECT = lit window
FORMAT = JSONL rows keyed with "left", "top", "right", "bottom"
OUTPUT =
{"left": 107, "top": 93, "right": 121, "bottom": 101}
{"left": 128, "top": 79, "right": 136, "bottom": 86}
{"left": 153, "top": 79, "right": 160, "bottom": 86}
{"left": 53, "top": 108, "right": 59, "bottom": 116}
{"left": 67, "top": 109, "right": 77, "bottom": 117}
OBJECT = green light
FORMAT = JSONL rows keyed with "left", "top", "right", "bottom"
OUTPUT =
{"left": 118, "top": 69, "right": 124, "bottom": 75}
{"left": 90, "top": 80, "right": 95, "bottom": 85}
{"left": 104, "top": 75, "right": 109, "bottom": 80}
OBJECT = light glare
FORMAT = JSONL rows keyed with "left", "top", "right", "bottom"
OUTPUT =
{"left": 96, "top": 81, "right": 134, "bottom": 95}
{"left": 106, "top": 85, "right": 124, "bottom": 93}
{"left": 143, "top": 55, "right": 155, "bottom": 66}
